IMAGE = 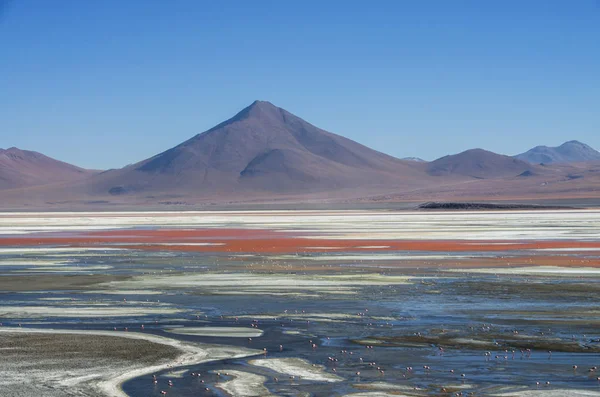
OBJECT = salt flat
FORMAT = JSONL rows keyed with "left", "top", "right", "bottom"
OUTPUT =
{"left": 0, "top": 327, "right": 259, "bottom": 397}
{"left": 249, "top": 357, "right": 344, "bottom": 382}
{"left": 214, "top": 369, "right": 273, "bottom": 397}
{"left": 1, "top": 209, "right": 599, "bottom": 241}
{"left": 166, "top": 326, "right": 264, "bottom": 338}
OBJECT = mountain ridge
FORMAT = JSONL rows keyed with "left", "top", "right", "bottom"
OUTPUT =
{"left": 515, "top": 140, "right": 600, "bottom": 164}
{"left": 0, "top": 147, "right": 96, "bottom": 190}
{"left": 427, "top": 148, "right": 537, "bottom": 179}
{"left": 1, "top": 101, "right": 598, "bottom": 207}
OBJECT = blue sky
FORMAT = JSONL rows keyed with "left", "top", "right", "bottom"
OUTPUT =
{"left": 1, "top": 0, "right": 598, "bottom": 169}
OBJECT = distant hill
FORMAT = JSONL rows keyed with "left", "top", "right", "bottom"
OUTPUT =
{"left": 0, "top": 147, "right": 95, "bottom": 190}
{"left": 401, "top": 157, "right": 426, "bottom": 162}
{"left": 1, "top": 104, "right": 599, "bottom": 209}
{"left": 515, "top": 140, "right": 600, "bottom": 164}
{"left": 84, "top": 100, "right": 428, "bottom": 198}
{"left": 427, "top": 149, "right": 535, "bottom": 179}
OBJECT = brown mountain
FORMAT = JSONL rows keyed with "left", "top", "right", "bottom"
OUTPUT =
{"left": 427, "top": 149, "right": 537, "bottom": 179}
{"left": 84, "top": 100, "right": 430, "bottom": 199}
{"left": 0, "top": 147, "right": 95, "bottom": 190}
{"left": 1, "top": 103, "right": 597, "bottom": 209}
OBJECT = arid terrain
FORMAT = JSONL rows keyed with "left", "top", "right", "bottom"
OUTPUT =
{"left": 3, "top": 3, "right": 598, "bottom": 396}
{"left": 1, "top": 101, "right": 599, "bottom": 210}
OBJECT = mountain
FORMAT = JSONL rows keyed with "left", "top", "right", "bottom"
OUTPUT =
{"left": 0, "top": 147, "right": 95, "bottom": 190}
{"left": 427, "top": 148, "right": 536, "bottom": 179}
{"left": 401, "top": 157, "right": 426, "bottom": 162}
{"left": 2, "top": 104, "right": 598, "bottom": 209}
{"left": 83, "top": 100, "right": 429, "bottom": 199}
{"left": 515, "top": 140, "right": 600, "bottom": 164}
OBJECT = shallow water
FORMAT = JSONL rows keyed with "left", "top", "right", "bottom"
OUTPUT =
{"left": 1, "top": 210, "right": 600, "bottom": 396}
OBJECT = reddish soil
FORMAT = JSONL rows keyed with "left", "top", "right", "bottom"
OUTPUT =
{"left": 2, "top": 228, "right": 600, "bottom": 257}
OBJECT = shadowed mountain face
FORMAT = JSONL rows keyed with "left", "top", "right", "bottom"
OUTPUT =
{"left": 515, "top": 141, "right": 600, "bottom": 164}
{"left": 427, "top": 149, "right": 535, "bottom": 179}
{"left": 90, "top": 101, "right": 427, "bottom": 196}
{"left": 0, "top": 147, "right": 94, "bottom": 190}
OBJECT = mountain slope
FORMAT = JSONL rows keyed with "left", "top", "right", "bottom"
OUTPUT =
{"left": 427, "top": 149, "right": 536, "bottom": 179}
{"left": 3, "top": 104, "right": 597, "bottom": 209}
{"left": 86, "top": 100, "right": 429, "bottom": 197}
{"left": 0, "top": 147, "right": 95, "bottom": 190}
{"left": 515, "top": 140, "right": 600, "bottom": 164}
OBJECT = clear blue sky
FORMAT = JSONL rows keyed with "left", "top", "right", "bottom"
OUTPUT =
{"left": 1, "top": 0, "right": 598, "bottom": 169}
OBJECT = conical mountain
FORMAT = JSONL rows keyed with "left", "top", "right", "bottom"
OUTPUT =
{"left": 88, "top": 101, "right": 426, "bottom": 198}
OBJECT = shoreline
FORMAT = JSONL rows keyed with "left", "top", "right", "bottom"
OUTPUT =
{"left": 0, "top": 327, "right": 260, "bottom": 397}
